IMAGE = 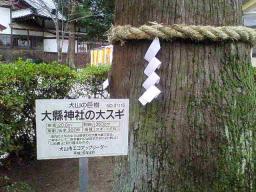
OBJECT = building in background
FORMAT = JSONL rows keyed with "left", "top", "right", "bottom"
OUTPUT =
{"left": 0, "top": 0, "right": 87, "bottom": 53}
{"left": 243, "top": 0, "right": 256, "bottom": 27}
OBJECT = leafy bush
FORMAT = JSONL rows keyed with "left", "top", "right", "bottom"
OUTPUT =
{"left": 0, "top": 59, "right": 76, "bottom": 160}
{"left": 74, "top": 64, "right": 111, "bottom": 98}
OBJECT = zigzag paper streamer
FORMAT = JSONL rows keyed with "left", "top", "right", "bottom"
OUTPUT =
{"left": 103, "top": 79, "right": 109, "bottom": 90}
{"left": 102, "top": 79, "right": 109, "bottom": 96}
{"left": 251, "top": 48, "right": 256, "bottom": 68}
{"left": 139, "top": 38, "right": 162, "bottom": 106}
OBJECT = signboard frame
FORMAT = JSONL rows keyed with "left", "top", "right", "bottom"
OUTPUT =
{"left": 36, "top": 99, "right": 129, "bottom": 160}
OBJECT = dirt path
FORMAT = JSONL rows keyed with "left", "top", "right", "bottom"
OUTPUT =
{"left": 0, "top": 157, "right": 114, "bottom": 192}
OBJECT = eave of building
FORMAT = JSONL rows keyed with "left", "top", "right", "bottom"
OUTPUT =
{"left": 22, "top": 0, "right": 66, "bottom": 21}
{"left": 12, "top": 8, "right": 33, "bottom": 19}
{"left": 47, "top": 29, "right": 87, "bottom": 37}
{"left": 1, "top": 0, "right": 66, "bottom": 21}
{"left": 0, "top": 24, "right": 7, "bottom": 31}
{"left": 243, "top": 0, "right": 256, "bottom": 11}
{"left": 9, "top": 22, "right": 84, "bottom": 38}
{"left": 12, "top": 13, "right": 50, "bottom": 22}
{"left": 12, "top": 9, "right": 63, "bottom": 21}
{"left": 11, "top": 22, "right": 43, "bottom": 32}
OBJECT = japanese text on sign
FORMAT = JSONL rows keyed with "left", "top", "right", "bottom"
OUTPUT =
{"left": 36, "top": 99, "right": 129, "bottom": 160}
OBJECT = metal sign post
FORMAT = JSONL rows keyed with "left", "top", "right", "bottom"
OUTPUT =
{"left": 79, "top": 157, "right": 89, "bottom": 192}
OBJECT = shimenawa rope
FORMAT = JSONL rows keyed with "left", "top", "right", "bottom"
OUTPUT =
{"left": 108, "top": 22, "right": 256, "bottom": 44}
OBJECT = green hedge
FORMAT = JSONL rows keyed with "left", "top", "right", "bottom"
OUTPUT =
{"left": 75, "top": 64, "right": 111, "bottom": 98}
{"left": 0, "top": 60, "right": 111, "bottom": 161}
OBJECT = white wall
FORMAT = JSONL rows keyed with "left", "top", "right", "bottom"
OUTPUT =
{"left": 0, "top": 7, "right": 11, "bottom": 34}
{"left": 44, "top": 39, "right": 77, "bottom": 53}
{"left": 243, "top": 15, "right": 256, "bottom": 26}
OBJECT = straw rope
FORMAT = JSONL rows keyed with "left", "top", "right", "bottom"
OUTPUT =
{"left": 108, "top": 23, "right": 256, "bottom": 44}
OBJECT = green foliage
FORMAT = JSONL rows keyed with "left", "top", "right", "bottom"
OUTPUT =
{"left": 75, "top": 64, "right": 111, "bottom": 98}
{"left": 80, "top": 0, "right": 114, "bottom": 41}
{"left": 0, "top": 59, "right": 76, "bottom": 160}
{"left": 70, "top": 2, "right": 92, "bottom": 21}
{"left": 77, "top": 64, "right": 111, "bottom": 81}
{"left": 0, "top": 60, "right": 111, "bottom": 162}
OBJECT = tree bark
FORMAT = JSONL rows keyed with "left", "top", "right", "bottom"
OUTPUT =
{"left": 56, "top": 21, "right": 62, "bottom": 63}
{"left": 66, "top": 4, "right": 76, "bottom": 69}
{"left": 66, "top": 22, "right": 76, "bottom": 68}
{"left": 111, "top": 0, "right": 252, "bottom": 191}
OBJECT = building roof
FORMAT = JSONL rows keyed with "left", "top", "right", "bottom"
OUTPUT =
{"left": 26, "top": 0, "right": 65, "bottom": 20}
{"left": 12, "top": 8, "right": 33, "bottom": 19}
{"left": 11, "top": 0, "right": 65, "bottom": 20}
{"left": 0, "top": 24, "right": 7, "bottom": 31}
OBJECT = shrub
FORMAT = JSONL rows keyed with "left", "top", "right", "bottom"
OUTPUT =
{"left": 0, "top": 59, "right": 76, "bottom": 160}
{"left": 74, "top": 64, "right": 111, "bottom": 98}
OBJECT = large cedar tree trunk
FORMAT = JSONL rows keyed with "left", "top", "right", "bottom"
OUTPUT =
{"left": 110, "top": 1, "right": 253, "bottom": 191}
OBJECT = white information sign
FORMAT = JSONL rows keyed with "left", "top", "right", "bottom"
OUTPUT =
{"left": 36, "top": 99, "right": 129, "bottom": 160}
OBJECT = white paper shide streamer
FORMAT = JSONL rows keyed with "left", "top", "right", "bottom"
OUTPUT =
{"left": 102, "top": 79, "right": 109, "bottom": 90}
{"left": 139, "top": 38, "right": 162, "bottom": 106}
{"left": 102, "top": 79, "right": 109, "bottom": 95}
{"left": 251, "top": 48, "right": 256, "bottom": 68}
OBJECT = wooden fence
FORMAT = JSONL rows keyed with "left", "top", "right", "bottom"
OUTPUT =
{"left": 0, "top": 49, "right": 91, "bottom": 68}
{"left": 38, "top": 52, "right": 91, "bottom": 68}
{"left": 0, "top": 38, "right": 114, "bottom": 68}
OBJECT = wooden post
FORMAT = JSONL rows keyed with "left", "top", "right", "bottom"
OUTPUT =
{"left": 10, "top": 27, "right": 13, "bottom": 48}
{"left": 10, "top": 6, "right": 13, "bottom": 48}
{"left": 27, "top": 29, "right": 30, "bottom": 50}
